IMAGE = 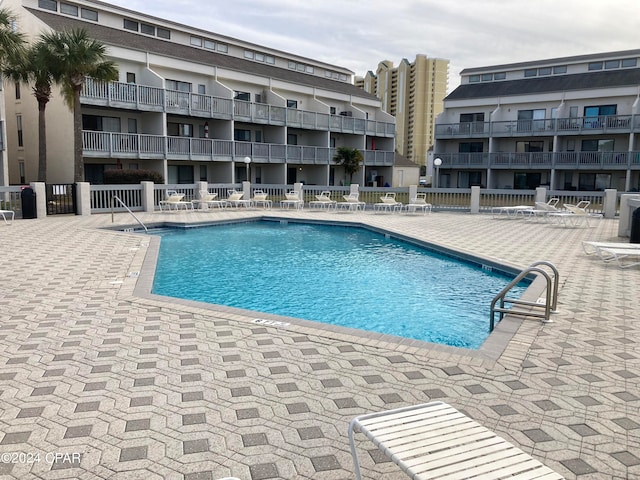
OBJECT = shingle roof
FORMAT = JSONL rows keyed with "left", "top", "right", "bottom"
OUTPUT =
{"left": 445, "top": 68, "right": 640, "bottom": 101}
{"left": 26, "top": 8, "right": 378, "bottom": 101}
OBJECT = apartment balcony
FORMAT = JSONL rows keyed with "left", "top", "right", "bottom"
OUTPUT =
{"left": 82, "top": 131, "right": 394, "bottom": 165}
{"left": 435, "top": 115, "right": 638, "bottom": 139}
{"left": 81, "top": 79, "right": 395, "bottom": 137}
{"left": 434, "top": 151, "right": 640, "bottom": 169}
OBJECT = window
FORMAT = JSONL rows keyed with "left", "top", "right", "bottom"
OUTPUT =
{"left": 14, "top": 82, "right": 20, "bottom": 100}
{"left": 469, "top": 75, "right": 480, "bottom": 83}
{"left": 217, "top": 43, "right": 228, "bottom": 53}
{"left": 244, "top": 50, "right": 254, "bottom": 59}
{"left": 166, "top": 79, "right": 191, "bottom": 92}
{"left": 605, "top": 60, "right": 620, "bottom": 69}
{"left": 287, "top": 133, "right": 298, "bottom": 145}
{"left": 167, "top": 123, "right": 193, "bottom": 137}
{"left": 124, "top": 19, "right": 138, "bottom": 31}
{"left": 156, "top": 28, "right": 170, "bottom": 39}
{"left": 538, "top": 67, "right": 552, "bottom": 76}
{"left": 622, "top": 58, "right": 637, "bottom": 68}
{"left": 266, "top": 55, "right": 275, "bottom": 64}
{"left": 168, "top": 165, "right": 193, "bottom": 184}
{"left": 16, "top": 115, "right": 23, "bottom": 147}
{"left": 524, "top": 69, "right": 537, "bottom": 77}
{"left": 494, "top": 72, "right": 506, "bottom": 80}
{"left": 197, "top": 84, "right": 206, "bottom": 94}
{"left": 81, "top": 8, "right": 98, "bottom": 21}
{"left": 190, "top": 36, "right": 202, "bottom": 46}
{"left": 517, "top": 109, "right": 545, "bottom": 131}
{"left": 38, "top": 0, "right": 57, "bottom": 11}
{"left": 141, "top": 23, "right": 155, "bottom": 35}
{"left": 82, "top": 115, "right": 121, "bottom": 132}
{"left": 588, "top": 62, "right": 603, "bottom": 70}
{"left": 458, "top": 142, "right": 483, "bottom": 153}
{"left": 581, "top": 139, "right": 614, "bottom": 152}
{"left": 287, "top": 100, "right": 298, "bottom": 108}
{"left": 234, "top": 91, "right": 250, "bottom": 101}
{"left": 459, "top": 113, "right": 484, "bottom": 133}
{"left": 234, "top": 129, "right": 251, "bottom": 142}
{"left": 481, "top": 73, "right": 492, "bottom": 81}
{"left": 579, "top": 173, "right": 611, "bottom": 191}
{"left": 126, "top": 72, "right": 136, "bottom": 83}
{"left": 305, "top": 65, "right": 314, "bottom": 74}
{"left": 514, "top": 172, "right": 542, "bottom": 189}
{"left": 330, "top": 107, "right": 336, "bottom": 115}
{"left": 255, "top": 53, "right": 264, "bottom": 62}
{"left": 60, "top": 3, "right": 78, "bottom": 15}
{"left": 457, "top": 171, "right": 482, "bottom": 188}
{"left": 204, "top": 40, "right": 215, "bottom": 50}
{"left": 127, "top": 118, "right": 137, "bottom": 133}
{"left": 553, "top": 65, "right": 567, "bottom": 74}
{"left": 516, "top": 141, "right": 544, "bottom": 153}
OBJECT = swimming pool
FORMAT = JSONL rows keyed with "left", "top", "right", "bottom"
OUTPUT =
{"left": 151, "top": 221, "right": 527, "bottom": 349}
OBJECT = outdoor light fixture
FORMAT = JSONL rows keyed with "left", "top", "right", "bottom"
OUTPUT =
{"left": 434, "top": 158, "right": 442, "bottom": 188}
{"left": 243, "top": 156, "right": 251, "bottom": 182}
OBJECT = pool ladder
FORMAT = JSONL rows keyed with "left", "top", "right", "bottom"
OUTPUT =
{"left": 490, "top": 261, "right": 558, "bottom": 332}
{"left": 111, "top": 195, "right": 148, "bottom": 233}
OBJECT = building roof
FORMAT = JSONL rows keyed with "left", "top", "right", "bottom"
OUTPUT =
{"left": 393, "top": 153, "right": 419, "bottom": 167}
{"left": 27, "top": 8, "right": 378, "bottom": 101}
{"left": 460, "top": 48, "right": 640, "bottom": 75}
{"left": 445, "top": 68, "right": 640, "bottom": 101}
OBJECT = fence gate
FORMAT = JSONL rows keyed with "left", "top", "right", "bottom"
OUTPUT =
{"left": 45, "top": 184, "right": 77, "bottom": 215}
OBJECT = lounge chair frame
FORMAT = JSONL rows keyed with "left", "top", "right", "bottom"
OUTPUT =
{"left": 349, "top": 401, "right": 563, "bottom": 480}
{"left": 1, "top": 209, "right": 15, "bottom": 224}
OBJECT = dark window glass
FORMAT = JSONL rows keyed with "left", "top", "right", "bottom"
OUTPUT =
{"left": 141, "top": 23, "right": 155, "bottom": 35}
{"left": 124, "top": 19, "right": 138, "bottom": 31}
{"left": 524, "top": 69, "right": 537, "bottom": 77}
{"left": 622, "top": 58, "right": 637, "bottom": 68}
{"left": 60, "top": 3, "right": 78, "bottom": 15}
{"left": 38, "top": 0, "right": 57, "bottom": 11}
{"left": 81, "top": 8, "right": 98, "bottom": 21}
{"left": 588, "top": 62, "right": 603, "bottom": 70}
{"left": 157, "top": 28, "right": 170, "bottom": 39}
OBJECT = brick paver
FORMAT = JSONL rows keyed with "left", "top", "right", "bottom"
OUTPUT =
{"left": 0, "top": 208, "right": 638, "bottom": 479}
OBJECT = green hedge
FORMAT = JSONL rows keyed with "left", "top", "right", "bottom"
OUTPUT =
{"left": 104, "top": 169, "right": 164, "bottom": 184}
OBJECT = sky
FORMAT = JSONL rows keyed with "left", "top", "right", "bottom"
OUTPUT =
{"left": 105, "top": 0, "right": 640, "bottom": 93}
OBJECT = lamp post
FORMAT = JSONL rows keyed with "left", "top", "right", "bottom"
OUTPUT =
{"left": 433, "top": 158, "right": 442, "bottom": 188}
{"left": 243, "top": 156, "right": 251, "bottom": 182}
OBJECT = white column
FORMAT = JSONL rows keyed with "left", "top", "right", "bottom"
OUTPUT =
{"left": 535, "top": 187, "right": 547, "bottom": 203}
{"left": 30, "top": 182, "right": 47, "bottom": 218}
{"left": 603, "top": 189, "right": 617, "bottom": 219}
{"left": 141, "top": 181, "right": 155, "bottom": 212}
{"left": 470, "top": 185, "right": 480, "bottom": 214}
{"left": 75, "top": 182, "right": 91, "bottom": 216}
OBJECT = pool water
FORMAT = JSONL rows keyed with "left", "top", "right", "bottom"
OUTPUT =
{"left": 151, "top": 222, "right": 527, "bottom": 349}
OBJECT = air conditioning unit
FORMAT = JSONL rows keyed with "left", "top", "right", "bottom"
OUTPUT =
{"left": 340, "top": 111, "right": 353, "bottom": 117}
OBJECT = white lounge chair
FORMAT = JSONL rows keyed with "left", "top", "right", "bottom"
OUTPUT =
{"left": 224, "top": 190, "right": 252, "bottom": 208}
{"left": 337, "top": 192, "right": 366, "bottom": 212}
{"left": 593, "top": 245, "right": 640, "bottom": 268}
{"left": 581, "top": 240, "right": 639, "bottom": 255}
{"left": 349, "top": 401, "right": 563, "bottom": 480}
{"left": 251, "top": 189, "right": 272, "bottom": 209}
{"left": 309, "top": 191, "right": 337, "bottom": 210}
{"left": 525, "top": 198, "right": 560, "bottom": 221}
{"left": 192, "top": 190, "right": 226, "bottom": 210}
{"left": 1, "top": 209, "right": 15, "bottom": 225}
{"left": 280, "top": 190, "right": 303, "bottom": 210}
{"left": 405, "top": 193, "right": 432, "bottom": 215}
{"left": 159, "top": 191, "right": 194, "bottom": 211}
{"left": 549, "top": 200, "right": 598, "bottom": 227}
{"left": 491, "top": 204, "right": 535, "bottom": 219}
{"left": 373, "top": 192, "right": 402, "bottom": 213}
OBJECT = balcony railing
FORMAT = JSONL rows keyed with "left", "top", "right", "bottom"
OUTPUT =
{"left": 81, "top": 79, "right": 395, "bottom": 136}
{"left": 434, "top": 151, "right": 640, "bottom": 169}
{"left": 435, "top": 114, "right": 639, "bottom": 138}
{"left": 82, "top": 131, "right": 393, "bottom": 165}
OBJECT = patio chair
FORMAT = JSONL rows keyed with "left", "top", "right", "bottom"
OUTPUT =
{"left": 549, "top": 200, "right": 599, "bottom": 227}
{"left": 404, "top": 193, "right": 432, "bottom": 215}
{"left": 192, "top": 190, "right": 226, "bottom": 210}
{"left": 373, "top": 192, "right": 403, "bottom": 213}
{"left": 159, "top": 191, "right": 194, "bottom": 211}
{"left": 581, "top": 240, "right": 640, "bottom": 255}
{"left": 280, "top": 190, "right": 303, "bottom": 210}
{"left": 309, "top": 191, "right": 337, "bottom": 210}
{"left": 251, "top": 189, "right": 272, "bottom": 209}
{"left": 0, "top": 209, "right": 15, "bottom": 225}
{"left": 491, "top": 203, "right": 535, "bottom": 219}
{"left": 592, "top": 245, "right": 640, "bottom": 268}
{"left": 349, "top": 401, "right": 563, "bottom": 480}
{"left": 524, "top": 197, "right": 560, "bottom": 221}
{"left": 224, "top": 189, "right": 252, "bottom": 208}
{"left": 337, "top": 192, "right": 366, "bottom": 212}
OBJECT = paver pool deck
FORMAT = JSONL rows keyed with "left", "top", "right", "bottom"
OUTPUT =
{"left": 0, "top": 208, "right": 638, "bottom": 480}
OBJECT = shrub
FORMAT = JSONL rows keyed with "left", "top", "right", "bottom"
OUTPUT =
{"left": 103, "top": 169, "right": 164, "bottom": 184}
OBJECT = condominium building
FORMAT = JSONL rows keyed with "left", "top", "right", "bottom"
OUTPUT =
{"left": 433, "top": 50, "right": 640, "bottom": 191}
{"left": 356, "top": 55, "right": 449, "bottom": 167}
{"left": 1, "top": 0, "right": 395, "bottom": 185}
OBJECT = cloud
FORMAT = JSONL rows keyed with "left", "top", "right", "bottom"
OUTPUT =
{"left": 105, "top": 0, "right": 640, "bottom": 92}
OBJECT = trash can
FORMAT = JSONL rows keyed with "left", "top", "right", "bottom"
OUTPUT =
{"left": 631, "top": 207, "right": 640, "bottom": 243}
{"left": 21, "top": 187, "right": 37, "bottom": 219}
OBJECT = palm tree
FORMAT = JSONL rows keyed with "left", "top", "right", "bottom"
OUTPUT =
{"left": 0, "top": 8, "right": 24, "bottom": 68}
{"left": 4, "top": 39, "right": 62, "bottom": 182}
{"left": 42, "top": 28, "right": 118, "bottom": 182}
{"left": 333, "top": 146, "right": 363, "bottom": 185}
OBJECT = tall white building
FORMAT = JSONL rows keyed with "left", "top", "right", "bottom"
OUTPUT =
{"left": 434, "top": 50, "right": 640, "bottom": 192}
{"left": 1, "top": 0, "right": 395, "bottom": 185}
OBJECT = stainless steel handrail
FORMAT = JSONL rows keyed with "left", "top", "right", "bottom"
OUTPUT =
{"left": 490, "top": 261, "right": 559, "bottom": 331}
{"left": 111, "top": 195, "right": 148, "bottom": 233}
